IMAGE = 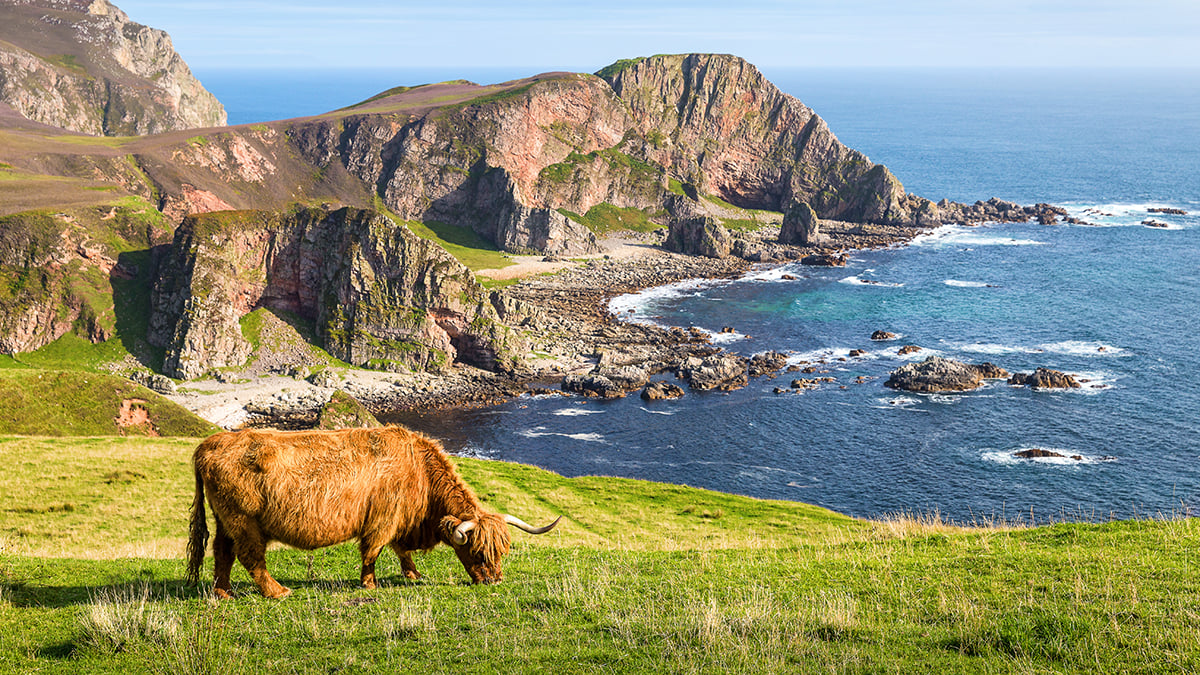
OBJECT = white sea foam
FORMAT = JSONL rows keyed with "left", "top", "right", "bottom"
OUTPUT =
{"left": 912, "top": 224, "right": 1046, "bottom": 248}
{"left": 981, "top": 447, "right": 1117, "bottom": 466}
{"left": 551, "top": 407, "right": 605, "bottom": 417}
{"left": 839, "top": 275, "right": 904, "bottom": 287}
{"left": 877, "top": 396, "right": 918, "bottom": 408}
{"left": 948, "top": 340, "right": 1124, "bottom": 358}
{"left": 608, "top": 278, "right": 721, "bottom": 326}
{"left": 707, "top": 329, "right": 746, "bottom": 344}
{"left": 454, "top": 443, "right": 497, "bottom": 460}
{"left": 740, "top": 266, "right": 802, "bottom": 283}
{"left": 1062, "top": 202, "right": 1193, "bottom": 228}
{"left": 944, "top": 279, "right": 993, "bottom": 288}
{"left": 640, "top": 407, "right": 675, "bottom": 416}
{"left": 1066, "top": 370, "right": 1119, "bottom": 393}
{"left": 518, "top": 426, "right": 607, "bottom": 443}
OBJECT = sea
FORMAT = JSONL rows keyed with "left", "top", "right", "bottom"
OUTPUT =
{"left": 197, "top": 66, "right": 1200, "bottom": 523}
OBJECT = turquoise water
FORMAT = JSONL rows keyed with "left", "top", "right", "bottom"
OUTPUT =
{"left": 205, "top": 67, "right": 1200, "bottom": 521}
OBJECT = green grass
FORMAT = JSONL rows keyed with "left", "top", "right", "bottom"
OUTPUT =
{"left": 402, "top": 220, "right": 513, "bottom": 272}
{"left": 0, "top": 371, "right": 216, "bottom": 437}
{"left": 0, "top": 435, "right": 1197, "bottom": 672}
{"left": 595, "top": 57, "right": 646, "bottom": 80}
{"left": 559, "top": 203, "right": 663, "bottom": 236}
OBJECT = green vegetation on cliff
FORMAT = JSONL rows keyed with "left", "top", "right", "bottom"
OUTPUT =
{"left": 558, "top": 203, "right": 662, "bottom": 236}
{"left": 0, "top": 435, "right": 1196, "bottom": 673}
{"left": 0, "top": 371, "right": 216, "bottom": 437}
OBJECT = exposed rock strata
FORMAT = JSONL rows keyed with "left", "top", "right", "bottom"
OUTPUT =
{"left": 663, "top": 216, "right": 731, "bottom": 258}
{"left": 0, "top": 0, "right": 226, "bottom": 135}
{"left": 148, "top": 206, "right": 528, "bottom": 379}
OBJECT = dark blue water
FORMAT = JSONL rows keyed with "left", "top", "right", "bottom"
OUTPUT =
{"left": 206, "top": 67, "right": 1200, "bottom": 521}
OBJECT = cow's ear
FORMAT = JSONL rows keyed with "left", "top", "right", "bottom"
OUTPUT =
{"left": 438, "top": 515, "right": 462, "bottom": 545}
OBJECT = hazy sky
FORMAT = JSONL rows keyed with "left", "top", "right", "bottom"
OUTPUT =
{"left": 115, "top": 0, "right": 1200, "bottom": 71}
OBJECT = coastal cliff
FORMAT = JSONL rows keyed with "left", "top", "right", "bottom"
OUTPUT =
{"left": 0, "top": 0, "right": 226, "bottom": 135}
{"left": 148, "top": 206, "right": 529, "bottom": 379}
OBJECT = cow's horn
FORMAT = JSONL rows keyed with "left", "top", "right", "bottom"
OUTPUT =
{"left": 503, "top": 514, "right": 562, "bottom": 535}
{"left": 452, "top": 520, "right": 477, "bottom": 545}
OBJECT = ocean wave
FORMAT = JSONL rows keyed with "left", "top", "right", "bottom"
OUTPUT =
{"left": 608, "top": 278, "right": 722, "bottom": 325}
{"left": 981, "top": 447, "right": 1117, "bottom": 466}
{"left": 518, "top": 426, "right": 607, "bottom": 443}
{"left": 551, "top": 407, "right": 605, "bottom": 417}
{"left": 640, "top": 407, "right": 675, "bottom": 416}
{"left": 839, "top": 275, "right": 904, "bottom": 287}
{"left": 454, "top": 443, "right": 498, "bottom": 460}
{"left": 912, "top": 224, "right": 1046, "bottom": 248}
{"left": 707, "top": 329, "right": 746, "bottom": 344}
{"left": 944, "top": 279, "right": 994, "bottom": 288}
{"left": 948, "top": 340, "right": 1124, "bottom": 357}
{"left": 1066, "top": 370, "right": 1119, "bottom": 393}
{"left": 740, "top": 266, "right": 803, "bottom": 283}
{"left": 1062, "top": 202, "right": 1193, "bottom": 228}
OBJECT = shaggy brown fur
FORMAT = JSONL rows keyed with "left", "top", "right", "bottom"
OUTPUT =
{"left": 186, "top": 426, "right": 539, "bottom": 598}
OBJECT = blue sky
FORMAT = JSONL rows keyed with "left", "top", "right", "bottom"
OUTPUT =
{"left": 115, "top": 0, "right": 1200, "bottom": 71}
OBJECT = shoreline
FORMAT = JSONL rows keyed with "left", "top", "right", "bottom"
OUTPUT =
{"left": 162, "top": 221, "right": 931, "bottom": 429}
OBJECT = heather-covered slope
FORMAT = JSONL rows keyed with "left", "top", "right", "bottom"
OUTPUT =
{"left": 0, "top": 0, "right": 226, "bottom": 136}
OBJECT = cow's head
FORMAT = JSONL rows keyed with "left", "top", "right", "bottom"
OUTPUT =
{"left": 440, "top": 513, "right": 562, "bottom": 584}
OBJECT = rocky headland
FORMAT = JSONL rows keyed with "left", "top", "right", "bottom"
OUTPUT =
{"left": 0, "top": 4, "right": 1081, "bottom": 428}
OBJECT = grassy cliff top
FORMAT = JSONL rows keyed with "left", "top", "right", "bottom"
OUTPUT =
{"left": 0, "top": 434, "right": 1197, "bottom": 671}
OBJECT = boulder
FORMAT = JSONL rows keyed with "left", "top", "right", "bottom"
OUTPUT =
{"left": 316, "top": 390, "right": 381, "bottom": 430}
{"left": 748, "top": 351, "right": 790, "bottom": 378}
{"left": 971, "top": 362, "right": 1009, "bottom": 379}
{"left": 641, "top": 381, "right": 685, "bottom": 400}
{"left": 678, "top": 353, "right": 748, "bottom": 391}
{"left": 1013, "top": 448, "right": 1066, "bottom": 459}
{"left": 663, "top": 216, "right": 731, "bottom": 258}
{"left": 562, "top": 373, "right": 625, "bottom": 399}
{"left": 1008, "top": 368, "right": 1080, "bottom": 389}
{"left": 870, "top": 330, "right": 898, "bottom": 341}
{"left": 884, "top": 355, "right": 986, "bottom": 392}
{"left": 594, "top": 365, "right": 650, "bottom": 391}
{"left": 308, "top": 369, "right": 341, "bottom": 388}
{"left": 897, "top": 345, "right": 922, "bottom": 356}
{"left": 800, "top": 253, "right": 847, "bottom": 267}
{"left": 778, "top": 201, "right": 826, "bottom": 246}
{"left": 129, "top": 371, "right": 177, "bottom": 395}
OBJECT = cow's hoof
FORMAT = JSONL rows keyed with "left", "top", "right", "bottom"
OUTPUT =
{"left": 362, "top": 579, "right": 377, "bottom": 590}
{"left": 265, "top": 586, "right": 292, "bottom": 599}
{"left": 214, "top": 588, "right": 234, "bottom": 600}
{"left": 403, "top": 570, "right": 422, "bottom": 580}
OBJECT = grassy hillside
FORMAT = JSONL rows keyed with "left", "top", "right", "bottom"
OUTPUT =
{"left": 0, "top": 371, "right": 218, "bottom": 437}
{"left": 1, "top": 436, "right": 1197, "bottom": 672}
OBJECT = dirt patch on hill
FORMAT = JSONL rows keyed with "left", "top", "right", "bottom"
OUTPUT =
{"left": 116, "top": 398, "right": 159, "bottom": 436}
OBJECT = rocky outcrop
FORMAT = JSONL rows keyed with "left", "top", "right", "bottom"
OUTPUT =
{"left": 641, "top": 381, "right": 685, "bottom": 400}
{"left": 0, "top": 0, "right": 226, "bottom": 135}
{"left": 678, "top": 353, "right": 748, "bottom": 391}
{"left": 871, "top": 330, "right": 898, "bottom": 341}
{"left": 885, "top": 356, "right": 989, "bottom": 392}
{"left": 778, "top": 202, "right": 825, "bottom": 246}
{"left": 663, "top": 216, "right": 731, "bottom": 258}
{"left": 1008, "top": 368, "right": 1080, "bottom": 389}
{"left": 316, "top": 390, "right": 381, "bottom": 430}
{"left": 148, "top": 206, "right": 528, "bottom": 379}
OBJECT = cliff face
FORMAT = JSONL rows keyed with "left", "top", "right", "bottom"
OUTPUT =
{"left": 148, "top": 206, "right": 528, "bottom": 379}
{"left": 0, "top": 0, "right": 226, "bottom": 136}
{"left": 601, "top": 54, "right": 923, "bottom": 224}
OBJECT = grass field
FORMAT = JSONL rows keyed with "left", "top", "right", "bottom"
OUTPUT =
{"left": 1, "top": 435, "right": 1198, "bottom": 672}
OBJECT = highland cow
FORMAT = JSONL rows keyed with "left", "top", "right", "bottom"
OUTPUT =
{"left": 186, "top": 426, "right": 560, "bottom": 598}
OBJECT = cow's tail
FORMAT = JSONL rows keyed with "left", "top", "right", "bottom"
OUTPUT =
{"left": 185, "top": 465, "right": 209, "bottom": 587}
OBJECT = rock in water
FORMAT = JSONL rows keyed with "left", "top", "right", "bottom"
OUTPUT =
{"left": 678, "top": 353, "right": 748, "bottom": 391}
{"left": 897, "top": 345, "right": 922, "bottom": 356}
{"left": 562, "top": 374, "right": 625, "bottom": 399}
{"left": 871, "top": 330, "right": 898, "bottom": 341}
{"left": 971, "top": 362, "right": 1009, "bottom": 379}
{"left": 778, "top": 202, "right": 826, "bottom": 246}
{"left": 1013, "top": 448, "right": 1067, "bottom": 459}
{"left": 885, "top": 356, "right": 985, "bottom": 392}
{"left": 641, "top": 381, "right": 685, "bottom": 400}
{"left": 800, "top": 253, "right": 847, "bottom": 267}
{"left": 663, "top": 217, "right": 731, "bottom": 258}
{"left": 1008, "top": 368, "right": 1081, "bottom": 389}
{"left": 748, "top": 351, "right": 790, "bottom": 378}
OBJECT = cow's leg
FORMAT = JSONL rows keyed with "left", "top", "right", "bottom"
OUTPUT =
{"left": 212, "top": 516, "right": 236, "bottom": 600}
{"left": 389, "top": 542, "right": 422, "bottom": 580}
{"left": 227, "top": 518, "right": 290, "bottom": 599}
{"left": 359, "top": 539, "right": 388, "bottom": 589}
